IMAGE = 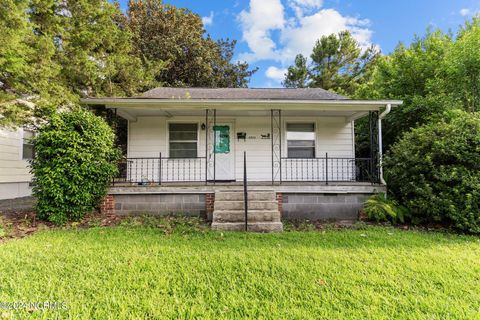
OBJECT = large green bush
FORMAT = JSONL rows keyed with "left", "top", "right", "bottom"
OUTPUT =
{"left": 31, "top": 109, "right": 119, "bottom": 224}
{"left": 384, "top": 110, "right": 480, "bottom": 233}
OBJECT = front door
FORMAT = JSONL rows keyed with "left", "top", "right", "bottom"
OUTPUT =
{"left": 213, "top": 123, "right": 235, "bottom": 180}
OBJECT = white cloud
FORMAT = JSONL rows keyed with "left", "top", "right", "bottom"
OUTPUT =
{"left": 265, "top": 66, "right": 288, "bottom": 83}
{"left": 202, "top": 11, "right": 214, "bottom": 26}
{"left": 238, "top": 0, "right": 285, "bottom": 62}
{"left": 281, "top": 9, "right": 372, "bottom": 62}
{"left": 460, "top": 8, "right": 480, "bottom": 17}
{"left": 290, "top": 0, "right": 323, "bottom": 7}
{"left": 237, "top": 0, "right": 374, "bottom": 64}
{"left": 460, "top": 8, "right": 471, "bottom": 16}
{"left": 288, "top": 0, "right": 323, "bottom": 17}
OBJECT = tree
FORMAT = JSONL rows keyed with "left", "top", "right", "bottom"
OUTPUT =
{"left": 127, "top": 0, "right": 256, "bottom": 87}
{"left": 355, "top": 30, "right": 453, "bottom": 156}
{"left": 283, "top": 31, "right": 379, "bottom": 96}
{"left": 0, "top": 0, "right": 65, "bottom": 127}
{"left": 31, "top": 109, "right": 119, "bottom": 225}
{"left": 283, "top": 54, "right": 309, "bottom": 88}
{"left": 0, "top": 0, "right": 31, "bottom": 101}
{"left": 439, "top": 18, "right": 480, "bottom": 112}
{"left": 209, "top": 38, "right": 257, "bottom": 88}
{"left": 357, "top": 23, "right": 480, "bottom": 154}
{"left": 29, "top": 0, "right": 156, "bottom": 98}
{"left": 55, "top": 1, "right": 146, "bottom": 97}
{"left": 1, "top": 0, "right": 156, "bottom": 127}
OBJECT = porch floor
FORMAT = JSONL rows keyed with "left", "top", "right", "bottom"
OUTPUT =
{"left": 109, "top": 181, "right": 386, "bottom": 194}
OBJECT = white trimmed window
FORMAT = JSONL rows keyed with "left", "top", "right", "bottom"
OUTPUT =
{"left": 22, "top": 130, "right": 35, "bottom": 160}
{"left": 168, "top": 123, "right": 198, "bottom": 158}
{"left": 287, "top": 123, "right": 315, "bottom": 158}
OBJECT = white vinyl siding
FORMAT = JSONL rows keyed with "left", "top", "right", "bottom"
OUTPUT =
{"left": 315, "top": 118, "right": 355, "bottom": 157}
{"left": 0, "top": 128, "right": 32, "bottom": 184}
{"left": 128, "top": 115, "right": 354, "bottom": 182}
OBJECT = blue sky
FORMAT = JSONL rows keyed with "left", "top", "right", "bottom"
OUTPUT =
{"left": 116, "top": 0, "right": 480, "bottom": 88}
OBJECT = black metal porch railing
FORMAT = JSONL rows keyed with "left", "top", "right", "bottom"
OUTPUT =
{"left": 281, "top": 156, "right": 377, "bottom": 183}
{"left": 114, "top": 155, "right": 207, "bottom": 185}
{"left": 114, "top": 155, "right": 377, "bottom": 185}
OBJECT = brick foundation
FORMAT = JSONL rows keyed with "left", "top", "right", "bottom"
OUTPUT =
{"left": 100, "top": 195, "right": 115, "bottom": 215}
{"left": 206, "top": 193, "right": 215, "bottom": 220}
{"left": 276, "top": 192, "right": 283, "bottom": 215}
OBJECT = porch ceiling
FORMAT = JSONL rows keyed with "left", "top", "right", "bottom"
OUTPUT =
{"left": 112, "top": 107, "right": 370, "bottom": 120}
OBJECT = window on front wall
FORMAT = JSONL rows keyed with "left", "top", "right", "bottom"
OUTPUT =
{"left": 22, "top": 130, "right": 35, "bottom": 160}
{"left": 287, "top": 123, "right": 315, "bottom": 158}
{"left": 169, "top": 123, "right": 198, "bottom": 158}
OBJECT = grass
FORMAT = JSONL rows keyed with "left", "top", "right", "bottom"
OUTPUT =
{"left": 0, "top": 218, "right": 479, "bottom": 319}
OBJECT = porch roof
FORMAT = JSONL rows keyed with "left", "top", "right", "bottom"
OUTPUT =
{"left": 80, "top": 88, "right": 402, "bottom": 122}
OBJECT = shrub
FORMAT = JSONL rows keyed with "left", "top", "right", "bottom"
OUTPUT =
{"left": 363, "top": 193, "right": 408, "bottom": 223}
{"left": 384, "top": 110, "right": 480, "bottom": 232}
{"left": 31, "top": 109, "right": 119, "bottom": 225}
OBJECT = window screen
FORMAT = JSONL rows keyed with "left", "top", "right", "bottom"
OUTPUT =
{"left": 22, "top": 130, "right": 35, "bottom": 160}
{"left": 169, "top": 123, "right": 198, "bottom": 158}
{"left": 287, "top": 123, "right": 315, "bottom": 158}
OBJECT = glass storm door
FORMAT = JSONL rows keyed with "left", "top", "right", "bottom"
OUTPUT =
{"left": 213, "top": 124, "right": 235, "bottom": 180}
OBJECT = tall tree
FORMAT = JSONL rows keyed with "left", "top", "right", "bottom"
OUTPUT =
{"left": 439, "top": 18, "right": 480, "bottom": 112}
{"left": 209, "top": 38, "right": 257, "bottom": 88}
{"left": 283, "top": 31, "right": 379, "bottom": 96}
{"left": 355, "top": 30, "right": 454, "bottom": 156}
{"left": 127, "top": 0, "right": 256, "bottom": 88}
{"left": 1, "top": 0, "right": 156, "bottom": 127}
{"left": 0, "top": 0, "right": 35, "bottom": 125}
{"left": 283, "top": 54, "right": 309, "bottom": 88}
{"left": 27, "top": 0, "right": 78, "bottom": 120}
{"left": 29, "top": 0, "right": 156, "bottom": 99}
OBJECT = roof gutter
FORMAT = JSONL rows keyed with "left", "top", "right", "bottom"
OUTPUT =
{"left": 378, "top": 104, "right": 392, "bottom": 185}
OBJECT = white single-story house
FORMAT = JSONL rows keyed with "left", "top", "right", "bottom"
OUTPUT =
{"left": 0, "top": 128, "right": 34, "bottom": 200}
{"left": 82, "top": 88, "right": 401, "bottom": 231}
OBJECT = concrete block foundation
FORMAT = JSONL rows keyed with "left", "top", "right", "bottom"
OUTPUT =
{"left": 281, "top": 193, "right": 369, "bottom": 220}
{"left": 104, "top": 184, "right": 380, "bottom": 221}
{"left": 113, "top": 194, "right": 206, "bottom": 216}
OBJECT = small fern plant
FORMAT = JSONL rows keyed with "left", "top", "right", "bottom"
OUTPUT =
{"left": 364, "top": 193, "right": 408, "bottom": 224}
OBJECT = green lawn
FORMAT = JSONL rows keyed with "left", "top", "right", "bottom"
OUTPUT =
{"left": 0, "top": 220, "right": 479, "bottom": 319}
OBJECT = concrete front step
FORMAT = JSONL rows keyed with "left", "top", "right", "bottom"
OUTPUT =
{"left": 211, "top": 222, "right": 283, "bottom": 232}
{"left": 212, "top": 190, "right": 283, "bottom": 232}
{"left": 214, "top": 200, "right": 278, "bottom": 211}
{"left": 214, "top": 191, "right": 276, "bottom": 202}
{"left": 213, "top": 210, "right": 281, "bottom": 223}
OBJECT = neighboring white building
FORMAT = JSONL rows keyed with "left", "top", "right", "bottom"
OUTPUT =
{"left": 0, "top": 128, "right": 33, "bottom": 200}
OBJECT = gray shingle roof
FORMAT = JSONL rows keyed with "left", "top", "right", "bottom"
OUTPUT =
{"left": 139, "top": 87, "right": 347, "bottom": 100}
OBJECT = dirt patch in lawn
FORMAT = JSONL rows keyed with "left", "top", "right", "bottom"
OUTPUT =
{"left": 0, "top": 211, "right": 123, "bottom": 243}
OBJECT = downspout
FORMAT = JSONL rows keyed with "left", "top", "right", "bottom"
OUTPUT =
{"left": 378, "top": 104, "right": 391, "bottom": 185}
